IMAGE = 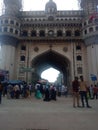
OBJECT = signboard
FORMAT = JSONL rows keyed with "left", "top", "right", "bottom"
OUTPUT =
{"left": 90, "top": 74, "right": 97, "bottom": 81}
{"left": 20, "top": 67, "right": 34, "bottom": 72}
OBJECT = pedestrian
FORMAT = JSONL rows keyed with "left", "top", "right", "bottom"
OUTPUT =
{"left": 50, "top": 84, "right": 57, "bottom": 101}
{"left": 43, "top": 85, "right": 50, "bottom": 101}
{"left": 79, "top": 76, "right": 91, "bottom": 108}
{"left": 28, "top": 83, "right": 32, "bottom": 96}
{"left": 7, "top": 84, "right": 12, "bottom": 99}
{"left": 61, "top": 84, "right": 68, "bottom": 97}
{"left": 89, "top": 84, "right": 94, "bottom": 99}
{"left": 72, "top": 77, "right": 80, "bottom": 108}
{"left": 14, "top": 84, "right": 20, "bottom": 99}
{"left": 0, "top": 81, "right": 3, "bottom": 104}
{"left": 93, "top": 85, "right": 98, "bottom": 99}
{"left": 35, "top": 82, "right": 42, "bottom": 99}
{"left": 61, "top": 84, "right": 65, "bottom": 96}
{"left": 58, "top": 85, "right": 62, "bottom": 97}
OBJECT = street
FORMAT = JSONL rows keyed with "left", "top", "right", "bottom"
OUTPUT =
{"left": 0, "top": 95, "right": 98, "bottom": 130}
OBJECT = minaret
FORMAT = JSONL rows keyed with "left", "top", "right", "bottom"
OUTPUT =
{"left": 80, "top": 0, "right": 98, "bottom": 84}
{"left": 0, "top": 0, "right": 22, "bottom": 80}
{"left": 80, "top": 0, "right": 98, "bottom": 15}
{"left": 4, "top": 0, "right": 22, "bottom": 16}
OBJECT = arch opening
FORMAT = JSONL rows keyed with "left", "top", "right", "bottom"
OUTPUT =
{"left": 41, "top": 67, "right": 60, "bottom": 83}
{"left": 31, "top": 50, "right": 71, "bottom": 87}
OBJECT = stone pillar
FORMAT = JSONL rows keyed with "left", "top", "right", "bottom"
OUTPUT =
{"left": 0, "top": 37, "right": 18, "bottom": 80}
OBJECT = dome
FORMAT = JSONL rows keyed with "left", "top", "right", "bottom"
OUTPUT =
{"left": 45, "top": 0, "right": 57, "bottom": 13}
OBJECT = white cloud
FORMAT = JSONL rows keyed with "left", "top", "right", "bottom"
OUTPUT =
{"left": 0, "top": 0, "right": 79, "bottom": 14}
{"left": 23, "top": 0, "right": 79, "bottom": 11}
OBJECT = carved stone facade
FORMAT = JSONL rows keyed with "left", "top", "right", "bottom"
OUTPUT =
{"left": 0, "top": 0, "right": 98, "bottom": 86}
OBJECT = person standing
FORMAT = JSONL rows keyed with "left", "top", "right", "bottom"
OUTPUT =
{"left": 93, "top": 85, "right": 98, "bottom": 99}
{"left": 57, "top": 84, "right": 62, "bottom": 97}
{"left": 35, "top": 82, "right": 42, "bottom": 99}
{"left": 72, "top": 77, "right": 80, "bottom": 108}
{"left": 61, "top": 84, "right": 66, "bottom": 96}
{"left": 0, "top": 82, "right": 3, "bottom": 104}
{"left": 50, "top": 84, "right": 57, "bottom": 101}
{"left": 43, "top": 85, "right": 50, "bottom": 101}
{"left": 79, "top": 76, "right": 91, "bottom": 108}
{"left": 89, "top": 84, "right": 94, "bottom": 99}
{"left": 28, "top": 83, "right": 32, "bottom": 96}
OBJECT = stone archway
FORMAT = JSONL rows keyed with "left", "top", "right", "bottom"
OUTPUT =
{"left": 31, "top": 50, "right": 71, "bottom": 87}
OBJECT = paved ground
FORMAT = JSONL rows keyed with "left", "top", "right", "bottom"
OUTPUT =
{"left": 0, "top": 95, "right": 98, "bottom": 130}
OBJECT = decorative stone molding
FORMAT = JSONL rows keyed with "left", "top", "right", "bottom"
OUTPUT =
{"left": 63, "top": 47, "right": 68, "bottom": 52}
{"left": 34, "top": 47, "right": 39, "bottom": 52}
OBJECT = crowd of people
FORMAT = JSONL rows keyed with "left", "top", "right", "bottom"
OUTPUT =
{"left": 34, "top": 82, "right": 68, "bottom": 101}
{"left": 0, "top": 76, "right": 98, "bottom": 108}
{"left": 0, "top": 80, "right": 68, "bottom": 104}
{"left": 0, "top": 81, "right": 33, "bottom": 103}
{"left": 88, "top": 84, "right": 98, "bottom": 99}
{"left": 35, "top": 82, "right": 57, "bottom": 101}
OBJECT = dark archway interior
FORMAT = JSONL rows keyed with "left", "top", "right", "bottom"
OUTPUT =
{"left": 32, "top": 50, "right": 70, "bottom": 85}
